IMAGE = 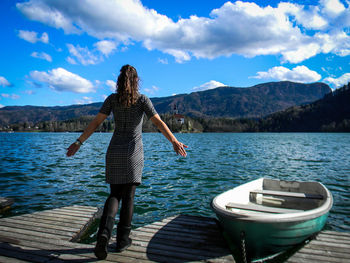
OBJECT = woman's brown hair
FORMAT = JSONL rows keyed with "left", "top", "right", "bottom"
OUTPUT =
{"left": 116, "top": 64, "right": 139, "bottom": 107}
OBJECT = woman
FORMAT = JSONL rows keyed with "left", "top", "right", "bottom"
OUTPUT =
{"left": 66, "top": 65, "right": 187, "bottom": 260}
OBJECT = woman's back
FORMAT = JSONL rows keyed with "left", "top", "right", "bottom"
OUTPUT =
{"left": 100, "top": 93, "right": 157, "bottom": 139}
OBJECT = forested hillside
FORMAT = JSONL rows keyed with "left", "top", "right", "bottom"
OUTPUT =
{"left": 0, "top": 81, "right": 330, "bottom": 127}
{"left": 259, "top": 83, "right": 350, "bottom": 132}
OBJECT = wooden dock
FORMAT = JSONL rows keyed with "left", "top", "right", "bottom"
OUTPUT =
{"left": 286, "top": 230, "right": 350, "bottom": 263}
{"left": 0, "top": 206, "right": 234, "bottom": 262}
{"left": 0, "top": 205, "right": 349, "bottom": 262}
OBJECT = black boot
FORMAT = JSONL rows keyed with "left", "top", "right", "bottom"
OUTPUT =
{"left": 94, "top": 216, "right": 114, "bottom": 260}
{"left": 116, "top": 223, "right": 132, "bottom": 252}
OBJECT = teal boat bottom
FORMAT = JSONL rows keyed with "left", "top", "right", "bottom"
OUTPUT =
{"left": 216, "top": 212, "right": 329, "bottom": 261}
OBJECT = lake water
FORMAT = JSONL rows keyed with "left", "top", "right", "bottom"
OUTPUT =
{"left": 0, "top": 132, "right": 349, "bottom": 233}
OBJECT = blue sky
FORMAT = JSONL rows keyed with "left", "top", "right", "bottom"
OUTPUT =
{"left": 0, "top": 0, "right": 349, "bottom": 107}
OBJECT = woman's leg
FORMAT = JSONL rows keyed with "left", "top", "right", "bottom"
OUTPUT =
{"left": 94, "top": 184, "right": 122, "bottom": 259}
{"left": 102, "top": 184, "right": 123, "bottom": 218}
{"left": 116, "top": 183, "right": 138, "bottom": 252}
{"left": 119, "top": 184, "right": 137, "bottom": 226}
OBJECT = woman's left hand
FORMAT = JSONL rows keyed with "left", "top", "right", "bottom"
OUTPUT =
{"left": 66, "top": 142, "right": 80, "bottom": 157}
{"left": 172, "top": 141, "right": 188, "bottom": 157}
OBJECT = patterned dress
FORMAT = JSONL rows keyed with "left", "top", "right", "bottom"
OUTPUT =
{"left": 99, "top": 94, "right": 157, "bottom": 184}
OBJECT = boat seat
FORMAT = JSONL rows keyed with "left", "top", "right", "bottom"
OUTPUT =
{"left": 225, "top": 202, "right": 303, "bottom": 214}
{"left": 250, "top": 189, "right": 323, "bottom": 200}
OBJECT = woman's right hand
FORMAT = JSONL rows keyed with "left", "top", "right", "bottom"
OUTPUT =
{"left": 172, "top": 140, "right": 188, "bottom": 157}
{"left": 66, "top": 142, "right": 80, "bottom": 157}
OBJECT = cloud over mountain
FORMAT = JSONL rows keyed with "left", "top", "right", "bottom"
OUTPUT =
{"left": 252, "top": 66, "right": 322, "bottom": 83}
{"left": 17, "top": 0, "right": 350, "bottom": 63}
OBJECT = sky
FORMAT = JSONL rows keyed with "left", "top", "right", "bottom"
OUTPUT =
{"left": 0, "top": 0, "right": 349, "bottom": 107}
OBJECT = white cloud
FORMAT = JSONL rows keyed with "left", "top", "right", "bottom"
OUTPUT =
{"left": 74, "top": 96, "right": 93, "bottom": 104}
{"left": 192, "top": 80, "right": 226, "bottom": 92}
{"left": 67, "top": 40, "right": 117, "bottom": 65}
{"left": 16, "top": 0, "right": 350, "bottom": 63}
{"left": 0, "top": 104, "right": 4, "bottom": 108}
{"left": 1, "top": 93, "right": 20, "bottom": 99}
{"left": 24, "top": 90, "right": 35, "bottom": 95}
{"left": 74, "top": 96, "right": 94, "bottom": 104}
{"left": 18, "top": 30, "right": 49, "bottom": 44}
{"left": 252, "top": 66, "right": 322, "bottom": 83}
{"left": 324, "top": 73, "right": 350, "bottom": 88}
{"left": 106, "top": 80, "right": 116, "bottom": 92}
{"left": 144, "top": 85, "right": 159, "bottom": 95}
{"left": 158, "top": 58, "right": 168, "bottom": 64}
{"left": 0, "top": 76, "right": 11, "bottom": 87}
{"left": 31, "top": 51, "right": 52, "bottom": 62}
{"left": 67, "top": 44, "right": 100, "bottom": 65}
{"left": 279, "top": 2, "right": 328, "bottom": 30}
{"left": 66, "top": 56, "right": 77, "bottom": 65}
{"left": 94, "top": 40, "right": 116, "bottom": 56}
{"left": 321, "top": 0, "right": 346, "bottom": 18}
{"left": 29, "top": 67, "right": 95, "bottom": 93}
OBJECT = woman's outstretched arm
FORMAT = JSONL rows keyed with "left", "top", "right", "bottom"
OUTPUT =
{"left": 66, "top": 113, "right": 108, "bottom": 157}
{"left": 150, "top": 114, "right": 188, "bottom": 157}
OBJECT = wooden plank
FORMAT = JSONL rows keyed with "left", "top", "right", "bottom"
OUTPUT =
{"left": 0, "top": 225, "right": 72, "bottom": 241}
{"left": 0, "top": 229, "right": 92, "bottom": 249}
{"left": 161, "top": 214, "right": 218, "bottom": 226}
{"left": 128, "top": 238, "right": 232, "bottom": 259}
{"left": 316, "top": 233, "right": 350, "bottom": 242}
{"left": 18, "top": 212, "right": 91, "bottom": 224}
{"left": 321, "top": 230, "right": 350, "bottom": 237}
{"left": 315, "top": 235, "right": 350, "bottom": 245}
{"left": 136, "top": 223, "right": 224, "bottom": 241}
{"left": 71, "top": 205, "right": 100, "bottom": 211}
{"left": 286, "top": 230, "right": 350, "bottom": 263}
{"left": 298, "top": 247, "right": 350, "bottom": 260}
{"left": 33, "top": 209, "right": 94, "bottom": 219}
{"left": 0, "top": 234, "right": 113, "bottom": 263}
{"left": 131, "top": 228, "right": 226, "bottom": 246}
{"left": 150, "top": 219, "right": 221, "bottom": 233}
{"left": 307, "top": 242, "right": 350, "bottom": 254}
{"left": 287, "top": 251, "right": 350, "bottom": 263}
{"left": 0, "top": 220, "right": 77, "bottom": 238}
{"left": 141, "top": 244, "right": 231, "bottom": 262}
{"left": 0, "top": 255, "right": 29, "bottom": 263}
{"left": 250, "top": 189, "right": 324, "bottom": 199}
{"left": 133, "top": 228, "right": 224, "bottom": 246}
{"left": 51, "top": 207, "right": 98, "bottom": 216}
{"left": 130, "top": 233, "right": 228, "bottom": 254}
{"left": 67, "top": 205, "right": 99, "bottom": 211}
{"left": 1, "top": 216, "right": 83, "bottom": 232}
{"left": 226, "top": 202, "right": 302, "bottom": 213}
{"left": 0, "top": 246, "right": 53, "bottom": 263}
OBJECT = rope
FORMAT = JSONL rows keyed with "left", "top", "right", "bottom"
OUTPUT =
{"left": 241, "top": 231, "right": 248, "bottom": 263}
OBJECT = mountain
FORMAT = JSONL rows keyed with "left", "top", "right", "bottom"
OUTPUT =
{"left": 259, "top": 83, "right": 350, "bottom": 132}
{"left": 151, "top": 81, "right": 331, "bottom": 118}
{"left": 0, "top": 103, "right": 103, "bottom": 126}
{"left": 0, "top": 81, "right": 331, "bottom": 126}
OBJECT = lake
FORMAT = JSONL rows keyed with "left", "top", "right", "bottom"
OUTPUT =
{"left": 0, "top": 132, "right": 349, "bottom": 233}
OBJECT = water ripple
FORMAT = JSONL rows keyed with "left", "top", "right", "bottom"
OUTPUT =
{"left": 0, "top": 132, "right": 349, "bottom": 232}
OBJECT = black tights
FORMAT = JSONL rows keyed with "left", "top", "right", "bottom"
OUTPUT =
{"left": 101, "top": 183, "right": 138, "bottom": 227}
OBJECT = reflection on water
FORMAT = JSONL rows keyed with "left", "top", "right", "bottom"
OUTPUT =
{"left": 0, "top": 132, "right": 349, "bottom": 231}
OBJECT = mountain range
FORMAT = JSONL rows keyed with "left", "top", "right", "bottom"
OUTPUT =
{"left": 259, "top": 82, "right": 350, "bottom": 132}
{"left": 0, "top": 81, "right": 331, "bottom": 126}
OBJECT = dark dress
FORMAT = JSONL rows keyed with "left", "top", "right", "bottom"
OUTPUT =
{"left": 99, "top": 94, "right": 157, "bottom": 184}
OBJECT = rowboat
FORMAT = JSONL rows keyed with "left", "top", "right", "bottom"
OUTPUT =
{"left": 211, "top": 178, "right": 333, "bottom": 261}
